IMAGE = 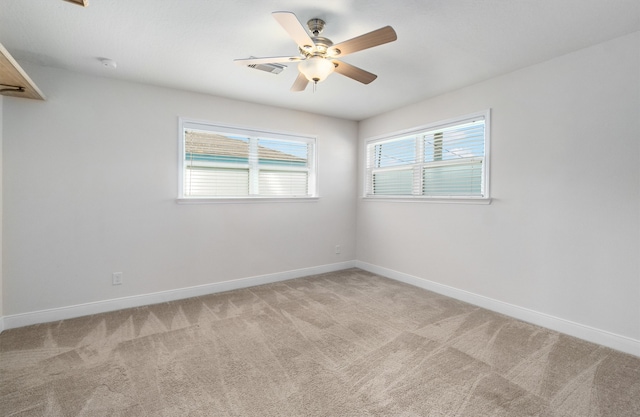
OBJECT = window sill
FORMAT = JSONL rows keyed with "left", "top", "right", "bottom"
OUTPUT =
{"left": 361, "top": 196, "right": 492, "bottom": 205}
{"left": 176, "top": 197, "right": 320, "bottom": 204}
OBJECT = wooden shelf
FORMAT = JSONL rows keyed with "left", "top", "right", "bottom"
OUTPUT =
{"left": 0, "top": 42, "right": 45, "bottom": 100}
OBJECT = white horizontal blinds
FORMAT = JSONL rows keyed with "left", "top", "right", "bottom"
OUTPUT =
{"left": 182, "top": 125, "right": 314, "bottom": 198}
{"left": 370, "top": 136, "right": 417, "bottom": 195}
{"left": 184, "top": 130, "right": 250, "bottom": 196}
{"left": 422, "top": 119, "right": 485, "bottom": 196}
{"left": 259, "top": 171, "right": 308, "bottom": 195}
{"left": 366, "top": 115, "right": 486, "bottom": 197}
{"left": 185, "top": 168, "right": 249, "bottom": 196}
{"left": 373, "top": 136, "right": 416, "bottom": 168}
{"left": 257, "top": 138, "right": 309, "bottom": 196}
{"left": 423, "top": 161, "right": 482, "bottom": 195}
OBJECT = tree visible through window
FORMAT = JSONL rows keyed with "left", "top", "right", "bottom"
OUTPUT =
{"left": 180, "top": 120, "right": 316, "bottom": 199}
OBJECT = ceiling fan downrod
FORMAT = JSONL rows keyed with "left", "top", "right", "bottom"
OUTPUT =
{"left": 307, "top": 18, "right": 325, "bottom": 36}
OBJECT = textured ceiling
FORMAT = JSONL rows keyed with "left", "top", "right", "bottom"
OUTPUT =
{"left": 1, "top": 0, "right": 638, "bottom": 120}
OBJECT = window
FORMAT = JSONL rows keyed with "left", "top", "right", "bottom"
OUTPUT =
{"left": 179, "top": 119, "right": 316, "bottom": 200}
{"left": 365, "top": 111, "right": 490, "bottom": 201}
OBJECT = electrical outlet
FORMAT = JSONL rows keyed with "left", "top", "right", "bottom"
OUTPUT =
{"left": 112, "top": 272, "right": 123, "bottom": 285}
{"left": 335, "top": 245, "right": 341, "bottom": 254}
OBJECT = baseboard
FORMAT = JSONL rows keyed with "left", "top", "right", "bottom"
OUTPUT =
{"left": 2, "top": 260, "right": 356, "bottom": 331}
{"left": 356, "top": 261, "right": 640, "bottom": 357}
{"left": 5, "top": 260, "right": 638, "bottom": 357}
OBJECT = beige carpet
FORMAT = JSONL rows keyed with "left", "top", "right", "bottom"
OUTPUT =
{"left": 1, "top": 268, "right": 639, "bottom": 416}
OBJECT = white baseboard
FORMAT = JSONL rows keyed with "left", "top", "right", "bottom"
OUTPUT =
{"left": 1, "top": 261, "right": 356, "bottom": 331}
{"left": 356, "top": 261, "right": 640, "bottom": 357}
{"left": 3, "top": 260, "right": 638, "bottom": 358}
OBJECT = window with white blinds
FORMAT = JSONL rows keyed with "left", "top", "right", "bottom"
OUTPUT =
{"left": 179, "top": 120, "right": 316, "bottom": 199}
{"left": 365, "top": 111, "right": 489, "bottom": 200}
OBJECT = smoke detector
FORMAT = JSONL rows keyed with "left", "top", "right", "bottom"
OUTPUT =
{"left": 98, "top": 58, "right": 117, "bottom": 69}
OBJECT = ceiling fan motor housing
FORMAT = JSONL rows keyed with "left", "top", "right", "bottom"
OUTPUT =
{"left": 300, "top": 36, "right": 334, "bottom": 58}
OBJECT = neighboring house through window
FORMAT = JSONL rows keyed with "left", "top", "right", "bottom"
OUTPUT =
{"left": 179, "top": 119, "right": 317, "bottom": 199}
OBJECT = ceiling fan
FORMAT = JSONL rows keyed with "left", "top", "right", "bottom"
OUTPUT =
{"left": 63, "top": 0, "right": 88, "bottom": 6}
{"left": 234, "top": 11, "right": 397, "bottom": 92}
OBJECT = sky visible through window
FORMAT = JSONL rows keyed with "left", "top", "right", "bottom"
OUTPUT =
{"left": 374, "top": 120, "right": 484, "bottom": 168}
{"left": 185, "top": 130, "right": 308, "bottom": 165}
{"left": 258, "top": 138, "right": 309, "bottom": 161}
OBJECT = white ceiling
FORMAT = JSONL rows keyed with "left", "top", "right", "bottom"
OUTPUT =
{"left": 1, "top": 0, "right": 638, "bottom": 121}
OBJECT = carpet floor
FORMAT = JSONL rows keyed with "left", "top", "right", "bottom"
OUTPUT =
{"left": 1, "top": 268, "right": 639, "bottom": 416}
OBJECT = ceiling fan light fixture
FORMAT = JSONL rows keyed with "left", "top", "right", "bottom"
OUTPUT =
{"left": 298, "top": 56, "right": 335, "bottom": 83}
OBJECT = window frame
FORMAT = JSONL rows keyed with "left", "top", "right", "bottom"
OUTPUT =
{"left": 177, "top": 118, "right": 318, "bottom": 203}
{"left": 363, "top": 110, "right": 491, "bottom": 204}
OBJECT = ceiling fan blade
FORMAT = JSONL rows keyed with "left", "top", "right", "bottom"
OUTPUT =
{"left": 234, "top": 56, "right": 302, "bottom": 66}
{"left": 272, "top": 11, "right": 315, "bottom": 50}
{"left": 329, "top": 26, "right": 397, "bottom": 57}
{"left": 63, "top": 0, "right": 88, "bottom": 6}
{"left": 332, "top": 60, "right": 377, "bottom": 84}
{"left": 291, "top": 72, "right": 309, "bottom": 92}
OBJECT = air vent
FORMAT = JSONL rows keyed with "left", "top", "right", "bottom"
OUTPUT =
{"left": 247, "top": 62, "right": 286, "bottom": 74}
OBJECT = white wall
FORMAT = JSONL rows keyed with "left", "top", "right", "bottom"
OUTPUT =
{"left": 2, "top": 66, "right": 358, "bottom": 316}
{"left": 0, "top": 96, "right": 3, "bottom": 326}
{"left": 2, "top": 33, "right": 639, "bottom": 355}
{"left": 358, "top": 32, "right": 640, "bottom": 344}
